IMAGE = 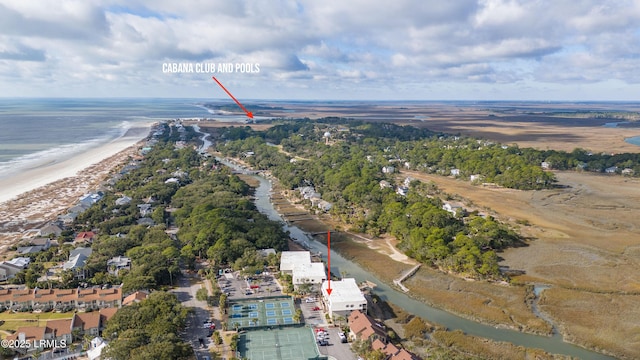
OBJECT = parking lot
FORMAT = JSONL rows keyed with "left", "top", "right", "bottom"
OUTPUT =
{"left": 299, "top": 298, "right": 357, "bottom": 360}
{"left": 218, "top": 271, "right": 283, "bottom": 300}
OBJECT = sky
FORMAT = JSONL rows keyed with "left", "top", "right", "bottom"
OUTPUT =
{"left": 1, "top": 0, "right": 640, "bottom": 100}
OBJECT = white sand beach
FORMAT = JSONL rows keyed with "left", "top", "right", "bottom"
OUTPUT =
{"left": 0, "top": 124, "right": 152, "bottom": 205}
{"left": 0, "top": 123, "right": 154, "bottom": 247}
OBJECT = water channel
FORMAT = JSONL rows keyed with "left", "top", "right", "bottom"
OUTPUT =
{"left": 198, "top": 128, "right": 617, "bottom": 359}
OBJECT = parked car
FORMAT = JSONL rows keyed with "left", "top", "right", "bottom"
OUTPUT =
{"left": 318, "top": 339, "right": 328, "bottom": 346}
{"left": 305, "top": 297, "right": 316, "bottom": 303}
{"left": 338, "top": 332, "right": 347, "bottom": 343}
{"left": 312, "top": 306, "right": 321, "bottom": 311}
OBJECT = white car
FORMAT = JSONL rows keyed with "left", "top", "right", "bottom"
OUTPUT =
{"left": 338, "top": 332, "right": 347, "bottom": 343}
{"left": 305, "top": 298, "right": 316, "bottom": 303}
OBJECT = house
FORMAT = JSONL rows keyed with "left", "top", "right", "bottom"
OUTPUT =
{"left": 541, "top": 161, "right": 551, "bottom": 170}
{"left": 470, "top": 174, "right": 483, "bottom": 182}
{"left": 4, "top": 308, "right": 118, "bottom": 353}
{"left": 123, "top": 290, "right": 149, "bottom": 306}
{"left": 321, "top": 278, "right": 367, "bottom": 319}
{"left": 622, "top": 168, "right": 634, "bottom": 175}
{"left": 87, "top": 337, "right": 108, "bottom": 360}
{"left": 442, "top": 202, "right": 464, "bottom": 216}
{"left": 16, "top": 246, "right": 45, "bottom": 255}
{"left": 605, "top": 166, "right": 618, "bottom": 173}
{"left": 70, "top": 247, "right": 93, "bottom": 258}
{"left": 59, "top": 212, "right": 78, "bottom": 225}
{"left": 38, "top": 223, "right": 64, "bottom": 237}
{"left": 172, "top": 170, "right": 188, "bottom": 178}
{"left": 382, "top": 166, "right": 395, "bottom": 174}
{"left": 4, "top": 326, "right": 48, "bottom": 352}
{"left": 107, "top": 256, "right": 131, "bottom": 276}
{"left": 450, "top": 168, "right": 460, "bottom": 176}
{"left": 0, "top": 262, "right": 24, "bottom": 281}
{"left": 72, "top": 308, "right": 115, "bottom": 337}
{"left": 396, "top": 186, "right": 408, "bottom": 196}
{"left": 79, "top": 192, "right": 103, "bottom": 208}
{"left": 137, "top": 204, "right": 153, "bottom": 217}
{"left": 75, "top": 231, "right": 96, "bottom": 244}
{"left": 7, "top": 257, "right": 31, "bottom": 269}
{"left": 137, "top": 217, "right": 155, "bottom": 226}
{"left": 372, "top": 339, "right": 421, "bottom": 360}
{"left": 64, "top": 253, "right": 89, "bottom": 280}
{"left": 164, "top": 177, "right": 180, "bottom": 184}
{"left": 403, "top": 177, "right": 412, "bottom": 187}
{"left": 23, "top": 237, "right": 51, "bottom": 250}
{"left": 317, "top": 200, "right": 333, "bottom": 212}
{"left": 46, "top": 318, "right": 74, "bottom": 344}
{"left": 68, "top": 203, "right": 90, "bottom": 215}
{"left": 348, "top": 310, "right": 387, "bottom": 343}
{"left": 115, "top": 196, "right": 132, "bottom": 206}
{"left": 379, "top": 180, "right": 392, "bottom": 189}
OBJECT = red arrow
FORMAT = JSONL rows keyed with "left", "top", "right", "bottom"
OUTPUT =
{"left": 326, "top": 231, "right": 332, "bottom": 296}
{"left": 211, "top": 76, "right": 254, "bottom": 119}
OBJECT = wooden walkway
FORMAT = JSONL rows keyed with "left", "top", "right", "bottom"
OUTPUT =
{"left": 393, "top": 264, "right": 421, "bottom": 292}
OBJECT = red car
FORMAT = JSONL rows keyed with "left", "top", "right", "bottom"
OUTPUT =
{"left": 312, "top": 306, "right": 321, "bottom": 311}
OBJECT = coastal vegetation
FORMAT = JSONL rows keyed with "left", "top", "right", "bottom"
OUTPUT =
{"left": 213, "top": 120, "right": 527, "bottom": 279}
{"left": 102, "top": 291, "right": 192, "bottom": 360}
{"left": 7, "top": 122, "right": 288, "bottom": 307}
{"left": 212, "top": 118, "right": 640, "bottom": 281}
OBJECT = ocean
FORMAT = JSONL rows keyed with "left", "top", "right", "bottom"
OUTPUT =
{"left": 0, "top": 98, "right": 215, "bottom": 179}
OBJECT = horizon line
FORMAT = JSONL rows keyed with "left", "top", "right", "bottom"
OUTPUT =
{"left": 0, "top": 97, "right": 639, "bottom": 104}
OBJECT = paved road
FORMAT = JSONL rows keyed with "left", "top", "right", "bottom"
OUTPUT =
{"left": 172, "top": 270, "right": 214, "bottom": 360}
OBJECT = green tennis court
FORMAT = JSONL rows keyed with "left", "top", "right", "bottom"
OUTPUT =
{"left": 238, "top": 326, "right": 326, "bottom": 360}
{"left": 228, "top": 296, "right": 298, "bottom": 329}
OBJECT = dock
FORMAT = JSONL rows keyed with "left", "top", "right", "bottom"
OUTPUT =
{"left": 393, "top": 264, "right": 421, "bottom": 292}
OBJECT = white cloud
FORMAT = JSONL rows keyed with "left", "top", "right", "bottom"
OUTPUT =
{"left": 0, "top": 0, "right": 639, "bottom": 99}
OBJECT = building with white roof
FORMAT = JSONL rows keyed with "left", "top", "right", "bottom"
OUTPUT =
{"left": 321, "top": 278, "right": 367, "bottom": 319}
{"left": 280, "top": 251, "right": 312, "bottom": 274}
{"left": 280, "top": 251, "right": 327, "bottom": 291}
{"left": 292, "top": 262, "right": 326, "bottom": 290}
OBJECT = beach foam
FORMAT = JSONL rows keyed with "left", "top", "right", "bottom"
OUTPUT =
{"left": 0, "top": 122, "right": 153, "bottom": 205}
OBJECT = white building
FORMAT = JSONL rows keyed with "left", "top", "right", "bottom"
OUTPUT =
{"left": 280, "top": 251, "right": 326, "bottom": 291}
{"left": 292, "top": 263, "right": 326, "bottom": 290}
{"left": 280, "top": 251, "right": 312, "bottom": 274}
{"left": 321, "top": 278, "right": 367, "bottom": 319}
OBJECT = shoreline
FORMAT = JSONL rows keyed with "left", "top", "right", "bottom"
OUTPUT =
{"left": 0, "top": 123, "right": 153, "bottom": 205}
{"left": 0, "top": 123, "right": 154, "bottom": 247}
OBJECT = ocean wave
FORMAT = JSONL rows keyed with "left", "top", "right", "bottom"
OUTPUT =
{"left": 0, "top": 121, "right": 132, "bottom": 178}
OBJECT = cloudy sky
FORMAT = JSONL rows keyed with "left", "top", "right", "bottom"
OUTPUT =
{"left": 1, "top": 0, "right": 639, "bottom": 100}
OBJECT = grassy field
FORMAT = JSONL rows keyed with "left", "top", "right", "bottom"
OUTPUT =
{"left": 0, "top": 311, "right": 75, "bottom": 332}
{"left": 539, "top": 287, "right": 640, "bottom": 359}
